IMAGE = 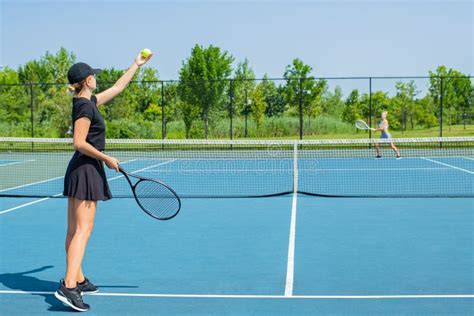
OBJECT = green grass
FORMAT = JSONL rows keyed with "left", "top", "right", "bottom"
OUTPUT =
{"left": 2, "top": 116, "right": 473, "bottom": 140}
{"left": 389, "top": 125, "right": 474, "bottom": 138}
{"left": 230, "top": 125, "right": 474, "bottom": 140}
{"left": 165, "top": 118, "right": 474, "bottom": 140}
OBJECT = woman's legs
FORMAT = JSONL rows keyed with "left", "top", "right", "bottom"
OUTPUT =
{"left": 390, "top": 142, "right": 401, "bottom": 157}
{"left": 64, "top": 198, "right": 96, "bottom": 288}
{"left": 375, "top": 143, "right": 381, "bottom": 157}
{"left": 66, "top": 198, "right": 87, "bottom": 284}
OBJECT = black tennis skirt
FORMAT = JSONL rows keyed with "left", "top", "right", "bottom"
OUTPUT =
{"left": 63, "top": 151, "right": 112, "bottom": 201}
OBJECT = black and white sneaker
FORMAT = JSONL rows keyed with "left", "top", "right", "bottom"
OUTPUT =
{"left": 375, "top": 155, "right": 382, "bottom": 159}
{"left": 78, "top": 277, "right": 99, "bottom": 295}
{"left": 54, "top": 280, "right": 90, "bottom": 312}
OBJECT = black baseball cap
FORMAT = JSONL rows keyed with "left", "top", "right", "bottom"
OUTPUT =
{"left": 67, "top": 62, "right": 102, "bottom": 84}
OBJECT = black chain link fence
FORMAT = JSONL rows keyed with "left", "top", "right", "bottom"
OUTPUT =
{"left": 1, "top": 76, "right": 472, "bottom": 139}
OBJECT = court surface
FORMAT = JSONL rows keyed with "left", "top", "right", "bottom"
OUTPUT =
{"left": 1, "top": 195, "right": 473, "bottom": 315}
{"left": 1, "top": 140, "right": 473, "bottom": 315}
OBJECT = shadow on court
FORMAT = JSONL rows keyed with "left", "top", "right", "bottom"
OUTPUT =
{"left": 0, "top": 265, "right": 139, "bottom": 312}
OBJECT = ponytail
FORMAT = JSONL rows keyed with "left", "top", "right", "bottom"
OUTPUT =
{"left": 67, "top": 80, "right": 86, "bottom": 96}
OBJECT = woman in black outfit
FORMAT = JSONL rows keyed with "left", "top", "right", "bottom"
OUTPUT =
{"left": 55, "top": 51, "right": 153, "bottom": 312}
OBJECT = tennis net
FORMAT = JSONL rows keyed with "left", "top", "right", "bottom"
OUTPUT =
{"left": 0, "top": 137, "right": 472, "bottom": 198}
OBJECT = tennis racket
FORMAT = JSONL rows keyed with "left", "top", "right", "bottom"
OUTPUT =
{"left": 355, "top": 120, "right": 375, "bottom": 131}
{"left": 119, "top": 166, "right": 181, "bottom": 220}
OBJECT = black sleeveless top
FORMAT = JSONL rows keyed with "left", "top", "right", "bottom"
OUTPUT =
{"left": 72, "top": 95, "right": 106, "bottom": 151}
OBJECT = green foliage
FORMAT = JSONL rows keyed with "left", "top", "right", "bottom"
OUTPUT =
{"left": 0, "top": 68, "right": 30, "bottom": 124}
{"left": 1, "top": 48, "right": 473, "bottom": 139}
{"left": 283, "top": 59, "right": 327, "bottom": 120}
{"left": 18, "top": 47, "right": 75, "bottom": 84}
{"left": 233, "top": 59, "right": 256, "bottom": 115}
{"left": 178, "top": 44, "right": 234, "bottom": 138}
{"left": 250, "top": 84, "right": 266, "bottom": 131}
{"left": 144, "top": 103, "right": 161, "bottom": 121}
{"left": 96, "top": 67, "right": 160, "bottom": 122}
{"left": 321, "top": 86, "right": 344, "bottom": 117}
{"left": 391, "top": 81, "right": 420, "bottom": 130}
{"left": 429, "top": 66, "right": 473, "bottom": 126}
{"left": 416, "top": 95, "right": 438, "bottom": 128}
{"left": 342, "top": 89, "right": 361, "bottom": 123}
{"left": 370, "top": 90, "right": 390, "bottom": 116}
{"left": 179, "top": 101, "right": 201, "bottom": 139}
{"left": 106, "top": 118, "right": 161, "bottom": 139}
{"left": 261, "top": 75, "right": 286, "bottom": 117}
{"left": 34, "top": 85, "right": 71, "bottom": 137}
{"left": 160, "top": 82, "right": 181, "bottom": 129}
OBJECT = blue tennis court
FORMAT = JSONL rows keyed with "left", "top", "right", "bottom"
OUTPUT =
{"left": 0, "top": 137, "right": 473, "bottom": 315}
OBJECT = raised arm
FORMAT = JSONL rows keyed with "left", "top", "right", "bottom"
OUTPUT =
{"left": 95, "top": 51, "right": 153, "bottom": 106}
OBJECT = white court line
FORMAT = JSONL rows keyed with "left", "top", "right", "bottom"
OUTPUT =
{"left": 421, "top": 158, "right": 474, "bottom": 175}
{"left": 0, "top": 159, "right": 138, "bottom": 194}
{"left": 464, "top": 157, "right": 474, "bottom": 161}
{"left": 0, "top": 159, "right": 35, "bottom": 167}
{"left": 107, "top": 159, "right": 178, "bottom": 181}
{"left": 0, "top": 290, "right": 472, "bottom": 299}
{"left": 299, "top": 168, "right": 452, "bottom": 172}
{"left": 284, "top": 143, "right": 298, "bottom": 297}
{"left": 142, "top": 168, "right": 452, "bottom": 173}
{"left": 0, "top": 158, "right": 175, "bottom": 216}
{"left": 0, "top": 195, "right": 60, "bottom": 215}
{"left": 0, "top": 176, "right": 64, "bottom": 193}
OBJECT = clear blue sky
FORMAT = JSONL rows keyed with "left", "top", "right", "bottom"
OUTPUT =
{"left": 1, "top": 0, "right": 473, "bottom": 80}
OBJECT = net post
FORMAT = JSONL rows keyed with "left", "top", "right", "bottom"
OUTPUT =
{"left": 293, "top": 141, "right": 298, "bottom": 194}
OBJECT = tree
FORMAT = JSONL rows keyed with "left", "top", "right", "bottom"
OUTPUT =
{"left": 450, "top": 70, "right": 472, "bottom": 124}
{"left": 250, "top": 84, "right": 267, "bottom": 133}
{"left": 428, "top": 66, "right": 471, "bottom": 128}
{"left": 16, "top": 48, "right": 76, "bottom": 136}
{"left": 96, "top": 68, "right": 138, "bottom": 121}
{"left": 159, "top": 82, "right": 181, "bottom": 137}
{"left": 34, "top": 84, "right": 71, "bottom": 137}
{"left": 369, "top": 90, "right": 390, "bottom": 126}
{"left": 415, "top": 95, "right": 438, "bottom": 128}
{"left": 18, "top": 47, "right": 75, "bottom": 84}
{"left": 283, "top": 58, "right": 326, "bottom": 121}
{"left": 179, "top": 100, "right": 201, "bottom": 139}
{"left": 321, "top": 85, "right": 344, "bottom": 117}
{"left": 261, "top": 74, "right": 286, "bottom": 117}
{"left": 342, "top": 89, "right": 361, "bottom": 123}
{"left": 0, "top": 67, "right": 31, "bottom": 136}
{"left": 233, "top": 59, "right": 256, "bottom": 116}
{"left": 137, "top": 67, "right": 160, "bottom": 114}
{"left": 178, "top": 44, "right": 234, "bottom": 138}
{"left": 392, "top": 81, "right": 419, "bottom": 131}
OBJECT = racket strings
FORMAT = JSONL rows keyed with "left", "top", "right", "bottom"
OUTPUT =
{"left": 355, "top": 120, "right": 370, "bottom": 130}
{"left": 134, "top": 180, "right": 180, "bottom": 220}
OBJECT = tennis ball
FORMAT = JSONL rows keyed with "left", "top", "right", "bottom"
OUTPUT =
{"left": 141, "top": 48, "right": 152, "bottom": 58}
